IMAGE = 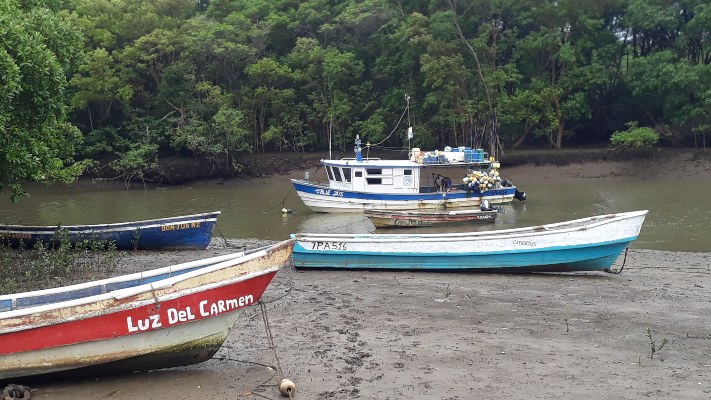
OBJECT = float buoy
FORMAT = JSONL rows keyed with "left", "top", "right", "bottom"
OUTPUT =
{"left": 278, "top": 378, "right": 296, "bottom": 397}
{"left": 281, "top": 208, "right": 293, "bottom": 214}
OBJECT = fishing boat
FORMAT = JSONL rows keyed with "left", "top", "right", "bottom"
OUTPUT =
{"left": 291, "top": 210, "right": 648, "bottom": 273}
{"left": 0, "top": 211, "right": 221, "bottom": 250}
{"left": 0, "top": 240, "right": 294, "bottom": 380}
{"left": 290, "top": 136, "right": 526, "bottom": 213}
{"left": 364, "top": 207, "right": 497, "bottom": 228}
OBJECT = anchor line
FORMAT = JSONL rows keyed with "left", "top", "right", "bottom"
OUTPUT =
{"left": 263, "top": 186, "right": 294, "bottom": 213}
{"left": 260, "top": 300, "right": 285, "bottom": 380}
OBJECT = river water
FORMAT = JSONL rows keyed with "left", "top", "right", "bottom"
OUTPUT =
{"left": 0, "top": 169, "right": 708, "bottom": 252}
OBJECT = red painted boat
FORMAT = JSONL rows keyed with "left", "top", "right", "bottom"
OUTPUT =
{"left": 0, "top": 240, "right": 294, "bottom": 381}
{"left": 364, "top": 208, "right": 497, "bottom": 228}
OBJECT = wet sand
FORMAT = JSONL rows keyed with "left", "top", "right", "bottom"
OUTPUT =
{"left": 23, "top": 239, "right": 711, "bottom": 400}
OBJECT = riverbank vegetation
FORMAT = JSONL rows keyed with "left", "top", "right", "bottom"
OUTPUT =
{"left": 1, "top": 0, "right": 710, "bottom": 196}
{"left": 0, "top": 234, "right": 123, "bottom": 295}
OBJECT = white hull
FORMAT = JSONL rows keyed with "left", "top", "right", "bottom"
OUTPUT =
{"left": 292, "top": 211, "right": 649, "bottom": 272}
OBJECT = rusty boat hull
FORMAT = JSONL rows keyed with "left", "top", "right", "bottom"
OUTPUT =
{"left": 364, "top": 208, "right": 498, "bottom": 228}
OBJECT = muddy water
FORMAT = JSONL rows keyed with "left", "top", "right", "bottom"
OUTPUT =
{"left": 0, "top": 171, "right": 708, "bottom": 252}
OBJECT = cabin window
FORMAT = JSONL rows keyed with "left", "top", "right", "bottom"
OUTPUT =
{"left": 404, "top": 169, "right": 412, "bottom": 175}
{"left": 326, "top": 166, "right": 334, "bottom": 180}
{"left": 354, "top": 171, "right": 363, "bottom": 178}
{"left": 366, "top": 168, "right": 382, "bottom": 175}
{"left": 333, "top": 167, "right": 343, "bottom": 182}
{"left": 342, "top": 168, "right": 352, "bottom": 182}
{"left": 366, "top": 178, "right": 382, "bottom": 184}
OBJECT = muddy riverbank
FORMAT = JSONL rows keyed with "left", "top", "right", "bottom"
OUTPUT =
{"left": 19, "top": 238, "right": 711, "bottom": 400}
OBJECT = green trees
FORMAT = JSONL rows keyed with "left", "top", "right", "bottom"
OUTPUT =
{"left": 1, "top": 0, "right": 709, "bottom": 193}
{"left": 0, "top": 0, "right": 90, "bottom": 201}
{"left": 57, "top": 0, "right": 711, "bottom": 161}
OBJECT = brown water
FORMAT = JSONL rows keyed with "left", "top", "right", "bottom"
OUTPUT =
{"left": 0, "top": 174, "right": 708, "bottom": 252}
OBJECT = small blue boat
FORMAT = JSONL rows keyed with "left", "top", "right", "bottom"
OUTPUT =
{"left": 0, "top": 212, "right": 221, "bottom": 250}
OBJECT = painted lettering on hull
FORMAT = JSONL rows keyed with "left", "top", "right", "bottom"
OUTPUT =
{"left": 124, "top": 294, "right": 255, "bottom": 333}
{"left": 310, "top": 241, "right": 348, "bottom": 250}
{"left": 161, "top": 222, "right": 201, "bottom": 232}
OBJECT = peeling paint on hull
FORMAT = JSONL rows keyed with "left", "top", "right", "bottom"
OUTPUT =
{"left": 0, "top": 240, "right": 294, "bottom": 380}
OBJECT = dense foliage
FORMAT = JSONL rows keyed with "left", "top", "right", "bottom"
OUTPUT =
{"left": 1, "top": 0, "right": 91, "bottom": 201}
{"left": 2, "top": 0, "right": 710, "bottom": 190}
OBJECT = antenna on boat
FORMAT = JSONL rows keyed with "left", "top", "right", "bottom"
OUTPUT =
{"left": 329, "top": 112, "right": 333, "bottom": 159}
{"left": 406, "top": 94, "right": 412, "bottom": 155}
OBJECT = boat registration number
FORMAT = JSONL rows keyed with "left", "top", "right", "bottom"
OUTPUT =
{"left": 161, "top": 222, "right": 201, "bottom": 231}
{"left": 311, "top": 241, "right": 348, "bottom": 250}
{"left": 315, "top": 189, "right": 344, "bottom": 197}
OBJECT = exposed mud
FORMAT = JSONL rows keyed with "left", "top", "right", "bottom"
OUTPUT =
{"left": 11, "top": 240, "right": 711, "bottom": 400}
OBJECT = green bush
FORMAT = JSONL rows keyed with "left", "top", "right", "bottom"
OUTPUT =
{"left": 610, "top": 122, "right": 660, "bottom": 149}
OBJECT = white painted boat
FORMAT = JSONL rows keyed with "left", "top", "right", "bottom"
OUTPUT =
{"left": 291, "top": 136, "right": 525, "bottom": 213}
{"left": 291, "top": 211, "right": 648, "bottom": 273}
{"left": 0, "top": 240, "right": 294, "bottom": 380}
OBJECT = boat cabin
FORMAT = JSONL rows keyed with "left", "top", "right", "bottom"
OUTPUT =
{"left": 322, "top": 158, "right": 422, "bottom": 194}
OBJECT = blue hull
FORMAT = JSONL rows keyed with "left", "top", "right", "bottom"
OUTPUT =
{"left": 292, "top": 241, "right": 633, "bottom": 273}
{"left": 291, "top": 181, "right": 516, "bottom": 202}
{"left": 0, "top": 212, "right": 220, "bottom": 250}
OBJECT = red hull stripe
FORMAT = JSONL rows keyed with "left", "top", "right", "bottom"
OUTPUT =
{"left": 1, "top": 272, "right": 275, "bottom": 355}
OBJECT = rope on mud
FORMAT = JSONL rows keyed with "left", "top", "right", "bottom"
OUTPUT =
{"left": 263, "top": 186, "right": 294, "bottom": 213}
{"left": 604, "top": 247, "right": 628, "bottom": 274}
{"left": 2, "top": 384, "right": 32, "bottom": 400}
{"left": 214, "top": 224, "right": 237, "bottom": 249}
{"left": 259, "top": 300, "right": 295, "bottom": 398}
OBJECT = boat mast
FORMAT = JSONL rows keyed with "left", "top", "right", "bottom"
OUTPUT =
{"left": 406, "top": 94, "right": 412, "bottom": 155}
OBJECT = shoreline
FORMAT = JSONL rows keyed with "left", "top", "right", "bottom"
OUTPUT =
{"left": 23, "top": 240, "right": 711, "bottom": 399}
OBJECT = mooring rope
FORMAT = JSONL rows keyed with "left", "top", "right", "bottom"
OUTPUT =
{"left": 214, "top": 224, "right": 237, "bottom": 249}
{"left": 259, "top": 300, "right": 295, "bottom": 398}
{"left": 263, "top": 186, "right": 294, "bottom": 213}
{"left": 604, "top": 247, "right": 629, "bottom": 274}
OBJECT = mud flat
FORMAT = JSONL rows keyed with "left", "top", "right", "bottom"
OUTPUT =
{"left": 23, "top": 239, "right": 711, "bottom": 400}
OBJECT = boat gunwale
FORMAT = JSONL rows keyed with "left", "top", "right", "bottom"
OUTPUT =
{"left": 0, "top": 211, "right": 221, "bottom": 232}
{"left": 364, "top": 209, "right": 498, "bottom": 217}
{"left": 0, "top": 240, "right": 293, "bottom": 318}
{"left": 293, "top": 211, "right": 649, "bottom": 243}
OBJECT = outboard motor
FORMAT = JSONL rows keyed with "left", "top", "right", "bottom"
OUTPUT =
{"left": 514, "top": 189, "right": 527, "bottom": 201}
{"left": 480, "top": 199, "right": 492, "bottom": 211}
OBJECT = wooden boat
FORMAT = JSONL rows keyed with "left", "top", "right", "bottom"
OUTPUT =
{"left": 0, "top": 211, "right": 221, "bottom": 250}
{"left": 291, "top": 136, "right": 526, "bottom": 213}
{"left": 364, "top": 208, "right": 497, "bottom": 228}
{"left": 291, "top": 211, "right": 648, "bottom": 273}
{"left": 0, "top": 240, "right": 294, "bottom": 380}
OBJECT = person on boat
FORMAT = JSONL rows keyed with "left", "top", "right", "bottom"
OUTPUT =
{"left": 433, "top": 173, "right": 452, "bottom": 192}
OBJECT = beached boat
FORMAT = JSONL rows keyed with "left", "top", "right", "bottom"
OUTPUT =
{"left": 0, "top": 240, "right": 294, "bottom": 380}
{"left": 0, "top": 211, "right": 221, "bottom": 250}
{"left": 291, "top": 136, "right": 525, "bottom": 213}
{"left": 291, "top": 211, "right": 648, "bottom": 273}
{"left": 364, "top": 207, "right": 497, "bottom": 228}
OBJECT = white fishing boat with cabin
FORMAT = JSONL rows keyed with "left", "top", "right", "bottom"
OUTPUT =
{"left": 291, "top": 136, "right": 526, "bottom": 213}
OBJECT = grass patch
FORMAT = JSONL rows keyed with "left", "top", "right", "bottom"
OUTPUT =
{"left": 0, "top": 230, "right": 124, "bottom": 295}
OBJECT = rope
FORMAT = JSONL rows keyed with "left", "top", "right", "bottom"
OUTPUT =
{"left": 260, "top": 300, "right": 285, "bottom": 381}
{"left": 366, "top": 107, "right": 409, "bottom": 149}
{"left": 2, "top": 384, "right": 31, "bottom": 400}
{"left": 214, "top": 224, "right": 237, "bottom": 249}
{"left": 604, "top": 247, "right": 628, "bottom": 274}
{"left": 263, "top": 186, "right": 294, "bottom": 213}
